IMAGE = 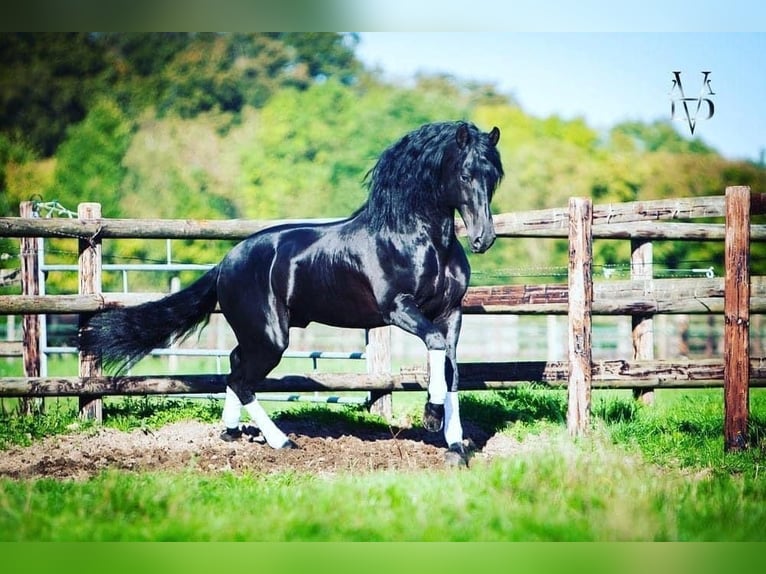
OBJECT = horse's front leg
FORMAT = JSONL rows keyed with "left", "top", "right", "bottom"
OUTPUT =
{"left": 437, "top": 308, "right": 472, "bottom": 467}
{"left": 388, "top": 297, "right": 470, "bottom": 464}
{"left": 387, "top": 295, "right": 449, "bottom": 433}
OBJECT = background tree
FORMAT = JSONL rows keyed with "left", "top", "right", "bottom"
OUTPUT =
{"left": 0, "top": 33, "right": 107, "bottom": 156}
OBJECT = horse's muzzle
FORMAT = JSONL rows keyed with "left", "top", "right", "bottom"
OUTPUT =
{"left": 469, "top": 229, "right": 496, "bottom": 253}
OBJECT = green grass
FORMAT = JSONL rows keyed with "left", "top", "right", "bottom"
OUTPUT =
{"left": 606, "top": 389, "right": 766, "bottom": 475}
{"left": 2, "top": 430, "right": 765, "bottom": 541}
{"left": 1, "top": 386, "right": 766, "bottom": 540}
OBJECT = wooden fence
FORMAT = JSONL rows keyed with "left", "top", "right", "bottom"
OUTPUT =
{"left": 1, "top": 187, "right": 764, "bottom": 450}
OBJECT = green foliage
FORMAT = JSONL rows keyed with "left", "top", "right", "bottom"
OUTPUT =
{"left": 458, "top": 386, "right": 567, "bottom": 433}
{"left": 0, "top": 133, "right": 37, "bottom": 266}
{"left": 0, "top": 400, "right": 86, "bottom": 449}
{"left": 609, "top": 120, "right": 717, "bottom": 155}
{"left": 0, "top": 33, "right": 360, "bottom": 157}
{"left": 239, "top": 78, "right": 467, "bottom": 220}
{"left": 0, "top": 133, "right": 34, "bottom": 197}
{"left": 51, "top": 98, "right": 133, "bottom": 216}
{"left": 0, "top": 33, "right": 109, "bottom": 156}
{"left": 102, "top": 396, "right": 222, "bottom": 432}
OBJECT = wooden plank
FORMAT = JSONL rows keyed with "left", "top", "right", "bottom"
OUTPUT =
{"left": 567, "top": 197, "right": 593, "bottom": 437}
{"left": 488, "top": 196, "right": 727, "bottom": 237}
{"left": 2, "top": 281, "right": 766, "bottom": 317}
{"left": 593, "top": 196, "right": 727, "bottom": 222}
{"left": 463, "top": 218, "right": 753, "bottom": 240}
{"left": 1, "top": 358, "right": 765, "bottom": 397}
{"left": 0, "top": 340, "right": 23, "bottom": 357}
{"left": 0, "top": 216, "right": 338, "bottom": 240}
{"left": 461, "top": 277, "right": 766, "bottom": 315}
{"left": 462, "top": 284, "right": 569, "bottom": 309}
{"left": 724, "top": 186, "right": 751, "bottom": 451}
{"left": 0, "top": 293, "right": 164, "bottom": 314}
{"left": 77, "top": 203, "right": 103, "bottom": 422}
{"left": 3, "top": 196, "right": 765, "bottom": 242}
{"left": 2, "top": 278, "right": 766, "bottom": 316}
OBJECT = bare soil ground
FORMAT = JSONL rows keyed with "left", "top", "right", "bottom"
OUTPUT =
{"left": 0, "top": 417, "right": 541, "bottom": 480}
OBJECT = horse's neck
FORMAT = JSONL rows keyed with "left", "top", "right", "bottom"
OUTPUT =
{"left": 431, "top": 215, "right": 458, "bottom": 250}
{"left": 399, "top": 212, "right": 457, "bottom": 251}
{"left": 353, "top": 202, "right": 457, "bottom": 250}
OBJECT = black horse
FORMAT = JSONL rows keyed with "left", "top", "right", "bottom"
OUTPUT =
{"left": 79, "top": 120, "right": 503, "bottom": 465}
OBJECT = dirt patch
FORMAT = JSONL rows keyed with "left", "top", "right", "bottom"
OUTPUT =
{"left": 0, "top": 417, "right": 535, "bottom": 481}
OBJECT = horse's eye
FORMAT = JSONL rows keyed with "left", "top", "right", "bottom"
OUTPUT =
{"left": 460, "top": 174, "right": 472, "bottom": 184}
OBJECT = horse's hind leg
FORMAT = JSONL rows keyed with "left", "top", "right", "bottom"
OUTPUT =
{"left": 220, "top": 348, "right": 245, "bottom": 441}
{"left": 222, "top": 344, "right": 296, "bottom": 449}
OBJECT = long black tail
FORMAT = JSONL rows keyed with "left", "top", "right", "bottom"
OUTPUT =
{"left": 78, "top": 266, "right": 220, "bottom": 374}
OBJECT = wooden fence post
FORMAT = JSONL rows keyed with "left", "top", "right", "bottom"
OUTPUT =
{"left": 19, "top": 201, "right": 41, "bottom": 415}
{"left": 78, "top": 202, "right": 103, "bottom": 422}
{"left": 366, "top": 326, "right": 393, "bottom": 421}
{"left": 724, "top": 186, "right": 750, "bottom": 451}
{"left": 567, "top": 197, "right": 593, "bottom": 437}
{"left": 631, "top": 238, "right": 655, "bottom": 405}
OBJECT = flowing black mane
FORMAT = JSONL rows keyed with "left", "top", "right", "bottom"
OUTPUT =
{"left": 358, "top": 121, "right": 503, "bottom": 230}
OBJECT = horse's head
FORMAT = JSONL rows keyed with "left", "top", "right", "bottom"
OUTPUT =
{"left": 444, "top": 123, "right": 503, "bottom": 253}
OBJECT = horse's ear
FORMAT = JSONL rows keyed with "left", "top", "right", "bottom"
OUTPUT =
{"left": 489, "top": 126, "right": 500, "bottom": 146}
{"left": 455, "top": 124, "right": 470, "bottom": 148}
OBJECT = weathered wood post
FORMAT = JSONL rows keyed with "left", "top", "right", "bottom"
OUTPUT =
{"left": 19, "top": 201, "right": 41, "bottom": 415}
{"left": 366, "top": 326, "right": 393, "bottom": 421}
{"left": 724, "top": 186, "right": 750, "bottom": 451}
{"left": 631, "top": 238, "right": 655, "bottom": 405}
{"left": 567, "top": 197, "right": 593, "bottom": 437}
{"left": 78, "top": 202, "right": 103, "bottom": 422}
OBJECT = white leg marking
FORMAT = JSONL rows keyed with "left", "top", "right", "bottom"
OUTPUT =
{"left": 244, "top": 397, "right": 290, "bottom": 449}
{"left": 444, "top": 391, "right": 463, "bottom": 446}
{"left": 222, "top": 386, "right": 242, "bottom": 429}
{"left": 428, "top": 349, "right": 447, "bottom": 405}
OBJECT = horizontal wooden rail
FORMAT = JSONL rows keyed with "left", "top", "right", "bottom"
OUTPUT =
{"left": 463, "top": 276, "right": 766, "bottom": 315}
{"left": 490, "top": 194, "right": 766, "bottom": 239}
{"left": 3, "top": 277, "right": 765, "bottom": 316}
{"left": 0, "top": 341, "right": 23, "bottom": 357}
{"left": 1, "top": 358, "right": 764, "bottom": 397}
{"left": 495, "top": 220, "right": 766, "bottom": 241}
{"left": 0, "top": 293, "right": 161, "bottom": 314}
{"left": 2, "top": 195, "right": 765, "bottom": 242}
{"left": 0, "top": 216, "right": 335, "bottom": 240}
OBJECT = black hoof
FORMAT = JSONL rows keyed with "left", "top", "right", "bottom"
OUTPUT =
{"left": 423, "top": 401, "right": 445, "bottom": 433}
{"left": 279, "top": 439, "right": 299, "bottom": 450}
{"left": 445, "top": 442, "right": 470, "bottom": 468}
{"left": 220, "top": 427, "right": 243, "bottom": 442}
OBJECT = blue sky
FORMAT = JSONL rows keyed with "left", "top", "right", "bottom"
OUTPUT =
{"left": 355, "top": 33, "right": 765, "bottom": 162}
